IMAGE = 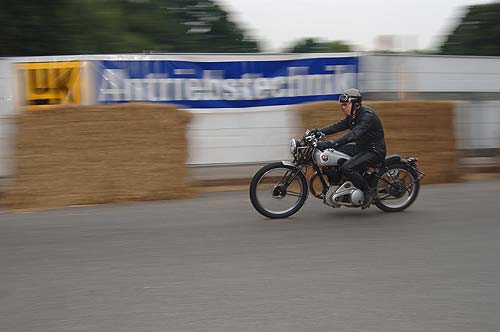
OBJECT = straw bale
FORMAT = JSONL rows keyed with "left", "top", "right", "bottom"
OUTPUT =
{"left": 3, "top": 103, "right": 193, "bottom": 210}
{"left": 297, "top": 101, "right": 458, "bottom": 184}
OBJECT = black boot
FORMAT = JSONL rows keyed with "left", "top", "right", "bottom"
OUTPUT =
{"left": 361, "top": 188, "right": 376, "bottom": 210}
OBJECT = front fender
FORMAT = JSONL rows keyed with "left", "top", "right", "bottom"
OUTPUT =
{"left": 280, "top": 160, "right": 296, "bottom": 167}
{"left": 280, "top": 160, "right": 309, "bottom": 181}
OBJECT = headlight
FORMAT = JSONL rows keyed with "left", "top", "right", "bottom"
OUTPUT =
{"left": 290, "top": 138, "right": 298, "bottom": 155}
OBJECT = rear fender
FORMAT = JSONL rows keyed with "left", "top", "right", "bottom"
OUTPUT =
{"left": 382, "top": 157, "right": 424, "bottom": 182}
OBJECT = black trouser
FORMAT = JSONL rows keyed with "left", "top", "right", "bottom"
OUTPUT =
{"left": 337, "top": 144, "right": 385, "bottom": 192}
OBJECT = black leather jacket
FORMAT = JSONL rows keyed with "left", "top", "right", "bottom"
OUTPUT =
{"left": 318, "top": 105, "right": 386, "bottom": 156}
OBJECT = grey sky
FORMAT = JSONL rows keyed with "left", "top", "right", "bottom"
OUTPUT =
{"left": 218, "top": 0, "right": 495, "bottom": 52}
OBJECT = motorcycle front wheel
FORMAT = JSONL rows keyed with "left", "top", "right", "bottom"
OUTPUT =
{"left": 249, "top": 162, "right": 308, "bottom": 219}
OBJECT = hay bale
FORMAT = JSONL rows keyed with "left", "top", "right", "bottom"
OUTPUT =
{"left": 2, "top": 103, "right": 193, "bottom": 210}
{"left": 297, "top": 101, "right": 458, "bottom": 184}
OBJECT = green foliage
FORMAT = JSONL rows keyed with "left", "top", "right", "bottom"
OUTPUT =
{"left": 0, "top": 0, "right": 260, "bottom": 56}
{"left": 440, "top": 2, "right": 500, "bottom": 56}
{"left": 285, "top": 38, "right": 352, "bottom": 53}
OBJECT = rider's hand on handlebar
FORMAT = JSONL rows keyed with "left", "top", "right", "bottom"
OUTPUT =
{"left": 306, "top": 128, "right": 324, "bottom": 138}
{"left": 314, "top": 131, "right": 325, "bottom": 139}
{"left": 305, "top": 128, "right": 315, "bottom": 136}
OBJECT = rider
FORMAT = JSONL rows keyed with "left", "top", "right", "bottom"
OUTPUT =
{"left": 315, "top": 88, "right": 386, "bottom": 209}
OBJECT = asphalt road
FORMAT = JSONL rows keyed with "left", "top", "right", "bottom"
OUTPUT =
{"left": 1, "top": 180, "right": 500, "bottom": 332}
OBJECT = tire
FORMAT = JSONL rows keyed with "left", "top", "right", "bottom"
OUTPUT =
{"left": 375, "top": 162, "right": 420, "bottom": 212}
{"left": 249, "top": 162, "right": 308, "bottom": 219}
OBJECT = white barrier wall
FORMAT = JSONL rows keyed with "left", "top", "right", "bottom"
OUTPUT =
{"left": 1, "top": 54, "right": 499, "bottom": 184}
{"left": 187, "top": 106, "right": 302, "bottom": 165}
{"left": 360, "top": 54, "right": 500, "bottom": 152}
{"left": 360, "top": 54, "right": 500, "bottom": 93}
{"left": 455, "top": 101, "right": 500, "bottom": 151}
{"left": 0, "top": 60, "right": 15, "bottom": 179}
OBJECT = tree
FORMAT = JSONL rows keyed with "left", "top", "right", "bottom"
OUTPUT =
{"left": 0, "top": 0, "right": 260, "bottom": 56}
{"left": 0, "top": 0, "right": 69, "bottom": 56}
{"left": 285, "top": 38, "right": 352, "bottom": 53}
{"left": 440, "top": 2, "right": 500, "bottom": 56}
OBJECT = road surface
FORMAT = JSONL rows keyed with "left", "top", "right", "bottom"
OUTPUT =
{"left": 1, "top": 180, "right": 499, "bottom": 332}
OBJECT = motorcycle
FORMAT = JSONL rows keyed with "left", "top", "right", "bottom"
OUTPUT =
{"left": 249, "top": 129, "right": 424, "bottom": 219}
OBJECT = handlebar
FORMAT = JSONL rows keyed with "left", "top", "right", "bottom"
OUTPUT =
{"left": 303, "top": 129, "right": 325, "bottom": 146}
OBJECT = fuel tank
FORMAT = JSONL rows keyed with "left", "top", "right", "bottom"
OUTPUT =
{"left": 313, "top": 149, "right": 351, "bottom": 166}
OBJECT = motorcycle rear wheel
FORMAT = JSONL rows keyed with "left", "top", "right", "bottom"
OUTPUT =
{"left": 249, "top": 162, "right": 308, "bottom": 219}
{"left": 375, "top": 162, "right": 420, "bottom": 212}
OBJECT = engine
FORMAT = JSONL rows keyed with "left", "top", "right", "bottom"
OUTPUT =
{"left": 324, "top": 181, "right": 365, "bottom": 208}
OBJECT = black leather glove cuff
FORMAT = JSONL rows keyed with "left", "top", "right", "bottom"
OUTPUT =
{"left": 329, "top": 140, "right": 340, "bottom": 149}
{"left": 334, "top": 138, "right": 346, "bottom": 147}
{"left": 317, "top": 140, "right": 338, "bottom": 150}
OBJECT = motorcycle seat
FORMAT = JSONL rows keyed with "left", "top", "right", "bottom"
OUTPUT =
{"left": 369, "top": 154, "right": 400, "bottom": 169}
{"left": 384, "top": 154, "right": 401, "bottom": 164}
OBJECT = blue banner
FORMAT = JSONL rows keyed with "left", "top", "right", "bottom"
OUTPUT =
{"left": 97, "top": 56, "right": 358, "bottom": 108}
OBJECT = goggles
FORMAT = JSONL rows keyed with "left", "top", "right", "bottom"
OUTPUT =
{"left": 339, "top": 93, "right": 350, "bottom": 103}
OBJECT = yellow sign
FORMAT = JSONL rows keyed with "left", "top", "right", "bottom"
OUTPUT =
{"left": 16, "top": 62, "right": 82, "bottom": 110}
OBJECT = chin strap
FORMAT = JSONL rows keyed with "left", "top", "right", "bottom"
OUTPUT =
{"left": 350, "top": 103, "right": 361, "bottom": 117}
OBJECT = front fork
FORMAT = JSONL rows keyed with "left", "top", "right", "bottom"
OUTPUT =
{"left": 273, "top": 162, "right": 307, "bottom": 198}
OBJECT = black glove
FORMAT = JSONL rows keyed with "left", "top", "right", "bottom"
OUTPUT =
{"left": 314, "top": 130, "right": 325, "bottom": 138}
{"left": 306, "top": 128, "right": 317, "bottom": 136}
{"left": 308, "top": 128, "right": 324, "bottom": 138}
{"left": 316, "top": 140, "right": 338, "bottom": 151}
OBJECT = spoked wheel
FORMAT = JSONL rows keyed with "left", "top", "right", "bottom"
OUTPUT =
{"left": 375, "top": 162, "right": 420, "bottom": 212}
{"left": 249, "top": 162, "right": 308, "bottom": 219}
